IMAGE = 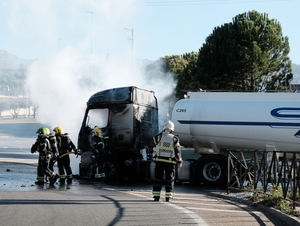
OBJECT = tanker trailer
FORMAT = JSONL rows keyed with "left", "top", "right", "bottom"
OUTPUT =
{"left": 171, "top": 92, "right": 300, "bottom": 186}
{"left": 78, "top": 86, "right": 158, "bottom": 181}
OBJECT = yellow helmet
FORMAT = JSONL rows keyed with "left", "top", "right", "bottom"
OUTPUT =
{"left": 44, "top": 128, "right": 50, "bottom": 135}
{"left": 93, "top": 128, "right": 102, "bottom": 136}
{"left": 53, "top": 126, "right": 63, "bottom": 134}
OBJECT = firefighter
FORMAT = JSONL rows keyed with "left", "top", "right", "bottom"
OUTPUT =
{"left": 48, "top": 133, "right": 58, "bottom": 171}
{"left": 53, "top": 126, "right": 77, "bottom": 183}
{"left": 31, "top": 127, "right": 59, "bottom": 185}
{"left": 152, "top": 120, "right": 182, "bottom": 202}
{"left": 92, "top": 128, "right": 107, "bottom": 179}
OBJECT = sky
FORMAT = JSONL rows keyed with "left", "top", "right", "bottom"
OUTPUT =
{"left": 0, "top": 0, "right": 300, "bottom": 65}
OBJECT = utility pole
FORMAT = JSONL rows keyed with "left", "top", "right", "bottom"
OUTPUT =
{"left": 125, "top": 28, "right": 134, "bottom": 59}
{"left": 86, "top": 10, "right": 94, "bottom": 55}
{"left": 86, "top": 10, "right": 95, "bottom": 79}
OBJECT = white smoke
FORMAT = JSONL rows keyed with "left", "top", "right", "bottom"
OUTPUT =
{"left": 12, "top": 0, "right": 177, "bottom": 140}
{"left": 26, "top": 49, "right": 176, "bottom": 138}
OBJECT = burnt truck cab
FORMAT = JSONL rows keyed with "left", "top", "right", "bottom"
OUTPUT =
{"left": 78, "top": 86, "right": 158, "bottom": 181}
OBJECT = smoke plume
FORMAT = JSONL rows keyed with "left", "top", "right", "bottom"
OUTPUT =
{"left": 13, "top": 0, "right": 177, "bottom": 140}
{"left": 26, "top": 49, "right": 176, "bottom": 138}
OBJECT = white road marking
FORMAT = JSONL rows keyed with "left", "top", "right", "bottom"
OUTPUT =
{"left": 133, "top": 191, "right": 220, "bottom": 202}
{"left": 167, "top": 202, "right": 209, "bottom": 226}
{"left": 134, "top": 191, "right": 223, "bottom": 197}
{"left": 126, "top": 191, "right": 209, "bottom": 226}
{"left": 175, "top": 193, "right": 221, "bottom": 197}
{"left": 187, "top": 207, "right": 260, "bottom": 214}
{"left": 172, "top": 201, "right": 246, "bottom": 207}
{"left": 174, "top": 197, "right": 218, "bottom": 202}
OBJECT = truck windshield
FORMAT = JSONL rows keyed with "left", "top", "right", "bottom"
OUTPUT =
{"left": 86, "top": 108, "right": 109, "bottom": 128}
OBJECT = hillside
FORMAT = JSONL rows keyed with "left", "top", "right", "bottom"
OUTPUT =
{"left": 0, "top": 50, "right": 34, "bottom": 96}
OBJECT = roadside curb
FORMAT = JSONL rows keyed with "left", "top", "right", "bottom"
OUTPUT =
{"left": 207, "top": 192, "right": 300, "bottom": 226}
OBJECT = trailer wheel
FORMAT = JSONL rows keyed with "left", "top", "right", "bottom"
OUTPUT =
{"left": 195, "top": 155, "right": 226, "bottom": 186}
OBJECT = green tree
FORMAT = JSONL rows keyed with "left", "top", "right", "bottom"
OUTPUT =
{"left": 196, "top": 10, "right": 292, "bottom": 91}
{"left": 163, "top": 52, "right": 199, "bottom": 98}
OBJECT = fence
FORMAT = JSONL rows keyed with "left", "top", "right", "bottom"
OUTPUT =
{"left": 227, "top": 150, "right": 300, "bottom": 208}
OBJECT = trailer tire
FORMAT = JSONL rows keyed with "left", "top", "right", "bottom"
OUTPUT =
{"left": 195, "top": 155, "right": 226, "bottom": 187}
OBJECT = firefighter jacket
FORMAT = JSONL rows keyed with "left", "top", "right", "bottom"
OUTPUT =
{"left": 48, "top": 133, "right": 58, "bottom": 157}
{"left": 153, "top": 132, "right": 182, "bottom": 164}
{"left": 55, "top": 133, "right": 77, "bottom": 155}
{"left": 93, "top": 135, "right": 105, "bottom": 153}
{"left": 31, "top": 135, "right": 52, "bottom": 159}
{"left": 92, "top": 135, "right": 110, "bottom": 152}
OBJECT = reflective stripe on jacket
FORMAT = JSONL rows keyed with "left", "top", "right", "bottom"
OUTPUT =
{"left": 153, "top": 132, "right": 182, "bottom": 164}
{"left": 157, "top": 133, "right": 175, "bottom": 158}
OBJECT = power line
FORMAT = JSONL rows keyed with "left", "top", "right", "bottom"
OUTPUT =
{"left": 145, "top": 0, "right": 287, "bottom": 6}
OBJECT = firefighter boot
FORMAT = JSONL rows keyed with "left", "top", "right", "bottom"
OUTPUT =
{"left": 59, "top": 175, "right": 66, "bottom": 183}
{"left": 35, "top": 176, "right": 44, "bottom": 185}
{"left": 67, "top": 174, "right": 73, "bottom": 184}
{"left": 165, "top": 197, "right": 170, "bottom": 202}
{"left": 50, "top": 174, "right": 59, "bottom": 185}
{"left": 60, "top": 178, "right": 65, "bottom": 184}
{"left": 154, "top": 196, "right": 160, "bottom": 202}
{"left": 35, "top": 180, "right": 44, "bottom": 185}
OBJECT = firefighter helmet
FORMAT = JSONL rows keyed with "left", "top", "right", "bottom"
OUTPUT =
{"left": 53, "top": 126, "right": 63, "bottom": 134}
{"left": 163, "top": 120, "right": 175, "bottom": 132}
{"left": 36, "top": 127, "right": 50, "bottom": 135}
{"left": 93, "top": 128, "right": 102, "bottom": 137}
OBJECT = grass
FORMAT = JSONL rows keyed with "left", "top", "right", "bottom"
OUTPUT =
{"left": 251, "top": 185, "right": 300, "bottom": 217}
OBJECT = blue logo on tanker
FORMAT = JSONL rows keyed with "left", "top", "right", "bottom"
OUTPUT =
{"left": 271, "top": 107, "right": 300, "bottom": 119}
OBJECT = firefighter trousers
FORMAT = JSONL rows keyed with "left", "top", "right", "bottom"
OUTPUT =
{"left": 152, "top": 162, "right": 175, "bottom": 198}
{"left": 57, "top": 155, "right": 72, "bottom": 179}
{"left": 37, "top": 157, "right": 56, "bottom": 182}
{"left": 49, "top": 157, "right": 55, "bottom": 171}
{"left": 94, "top": 152, "right": 105, "bottom": 178}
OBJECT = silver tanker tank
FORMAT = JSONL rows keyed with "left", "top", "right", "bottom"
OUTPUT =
{"left": 172, "top": 92, "right": 300, "bottom": 153}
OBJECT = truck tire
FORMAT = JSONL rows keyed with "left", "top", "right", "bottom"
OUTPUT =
{"left": 79, "top": 163, "right": 94, "bottom": 179}
{"left": 195, "top": 155, "right": 226, "bottom": 186}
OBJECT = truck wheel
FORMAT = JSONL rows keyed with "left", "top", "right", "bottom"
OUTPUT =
{"left": 79, "top": 163, "right": 94, "bottom": 179}
{"left": 196, "top": 155, "right": 226, "bottom": 186}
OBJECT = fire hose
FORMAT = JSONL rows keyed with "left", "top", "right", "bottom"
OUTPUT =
{"left": 0, "top": 160, "right": 37, "bottom": 167}
{"left": 53, "top": 151, "right": 77, "bottom": 163}
{"left": 0, "top": 152, "right": 78, "bottom": 166}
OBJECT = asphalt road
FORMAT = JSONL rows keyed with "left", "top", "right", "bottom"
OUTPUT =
{"left": 0, "top": 162, "right": 204, "bottom": 226}
{"left": 0, "top": 120, "right": 203, "bottom": 225}
{"left": 0, "top": 161, "right": 203, "bottom": 226}
{"left": 1, "top": 119, "right": 300, "bottom": 226}
{"left": 2, "top": 152, "right": 299, "bottom": 226}
{"left": 0, "top": 183, "right": 204, "bottom": 226}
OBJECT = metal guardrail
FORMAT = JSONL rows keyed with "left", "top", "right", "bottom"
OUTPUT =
{"left": 226, "top": 150, "right": 300, "bottom": 209}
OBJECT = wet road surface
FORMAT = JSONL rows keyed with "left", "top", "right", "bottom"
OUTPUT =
{"left": 0, "top": 160, "right": 294, "bottom": 226}
{"left": 0, "top": 169, "right": 203, "bottom": 226}
{"left": 1, "top": 120, "right": 299, "bottom": 225}
{"left": 0, "top": 148, "right": 203, "bottom": 225}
